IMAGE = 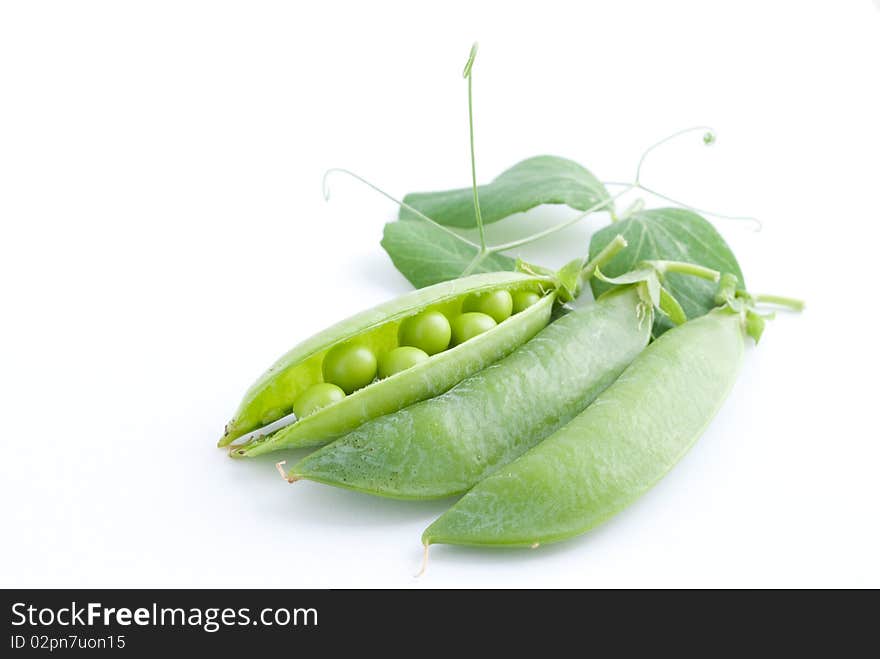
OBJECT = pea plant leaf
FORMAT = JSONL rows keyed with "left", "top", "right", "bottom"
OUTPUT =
{"left": 381, "top": 220, "right": 516, "bottom": 289}
{"left": 589, "top": 208, "right": 744, "bottom": 336}
{"left": 398, "top": 156, "right": 611, "bottom": 228}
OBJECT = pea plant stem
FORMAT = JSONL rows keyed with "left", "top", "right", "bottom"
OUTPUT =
{"left": 458, "top": 186, "right": 631, "bottom": 278}
{"left": 488, "top": 186, "right": 633, "bottom": 253}
{"left": 322, "top": 168, "right": 480, "bottom": 249}
{"left": 465, "top": 49, "right": 487, "bottom": 252}
{"left": 459, "top": 251, "right": 484, "bottom": 277}
{"left": 754, "top": 294, "right": 805, "bottom": 311}
{"left": 616, "top": 198, "right": 645, "bottom": 223}
{"left": 458, "top": 186, "right": 633, "bottom": 277}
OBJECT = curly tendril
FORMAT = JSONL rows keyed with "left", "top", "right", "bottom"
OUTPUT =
{"left": 606, "top": 125, "right": 762, "bottom": 231}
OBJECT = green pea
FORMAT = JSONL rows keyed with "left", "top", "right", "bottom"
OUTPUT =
{"left": 462, "top": 289, "right": 513, "bottom": 323}
{"left": 422, "top": 309, "right": 745, "bottom": 548}
{"left": 398, "top": 310, "right": 451, "bottom": 355}
{"left": 291, "top": 383, "right": 345, "bottom": 418}
{"left": 512, "top": 290, "right": 541, "bottom": 314}
{"left": 449, "top": 312, "right": 496, "bottom": 345}
{"left": 322, "top": 343, "right": 377, "bottom": 394}
{"left": 378, "top": 346, "right": 430, "bottom": 379}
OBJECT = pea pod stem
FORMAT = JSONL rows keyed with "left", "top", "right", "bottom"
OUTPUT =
{"left": 754, "top": 294, "right": 805, "bottom": 311}
{"left": 649, "top": 260, "right": 721, "bottom": 282}
{"left": 275, "top": 460, "right": 297, "bottom": 483}
{"left": 416, "top": 544, "right": 429, "bottom": 578}
{"left": 581, "top": 235, "right": 627, "bottom": 282}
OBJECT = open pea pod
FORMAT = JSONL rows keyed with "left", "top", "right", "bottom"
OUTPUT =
{"left": 220, "top": 272, "right": 555, "bottom": 457}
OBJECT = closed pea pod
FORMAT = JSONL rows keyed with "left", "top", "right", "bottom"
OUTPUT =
{"left": 220, "top": 272, "right": 556, "bottom": 457}
{"left": 421, "top": 291, "right": 802, "bottom": 550}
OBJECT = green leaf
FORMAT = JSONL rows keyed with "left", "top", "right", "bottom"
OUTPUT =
{"left": 381, "top": 221, "right": 516, "bottom": 289}
{"left": 589, "top": 208, "right": 744, "bottom": 336}
{"left": 399, "top": 156, "right": 611, "bottom": 228}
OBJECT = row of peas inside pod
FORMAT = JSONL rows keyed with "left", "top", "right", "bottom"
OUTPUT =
{"left": 220, "top": 272, "right": 556, "bottom": 458}
{"left": 293, "top": 288, "right": 543, "bottom": 418}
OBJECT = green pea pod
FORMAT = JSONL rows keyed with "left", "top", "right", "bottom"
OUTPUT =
{"left": 422, "top": 307, "right": 745, "bottom": 548}
{"left": 288, "top": 285, "right": 651, "bottom": 497}
{"left": 221, "top": 272, "right": 553, "bottom": 456}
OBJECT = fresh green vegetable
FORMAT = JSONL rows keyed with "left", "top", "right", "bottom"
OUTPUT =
{"left": 284, "top": 259, "right": 718, "bottom": 498}
{"left": 221, "top": 42, "right": 803, "bottom": 571}
{"left": 397, "top": 310, "right": 452, "bottom": 356}
{"left": 220, "top": 272, "right": 554, "bottom": 455}
{"left": 462, "top": 289, "right": 513, "bottom": 323}
{"left": 291, "top": 383, "right": 345, "bottom": 419}
{"left": 511, "top": 290, "right": 541, "bottom": 314}
{"left": 450, "top": 312, "right": 496, "bottom": 345}
{"left": 321, "top": 343, "right": 378, "bottom": 394}
{"left": 287, "top": 286, "right": 647, "bottom": 499}
{"left": 377, "top": 346, "right": 430, "bottom": 379}
{"left": 421, "top": 292, "right": 802, "bottom": 550}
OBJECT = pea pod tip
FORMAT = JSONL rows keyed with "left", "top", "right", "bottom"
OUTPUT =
{"left": 216, "top": 424, "right": 233, "bottom": 447}
{"left": 275, "top": 461, "right": 300, "bottom": 483}
{"left": 415, "top": 543, "right": 430, "bottom": 578}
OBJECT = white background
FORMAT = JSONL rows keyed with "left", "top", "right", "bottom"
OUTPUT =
{"left": 2, "top": 1, "right": 878, "bottom": 588}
